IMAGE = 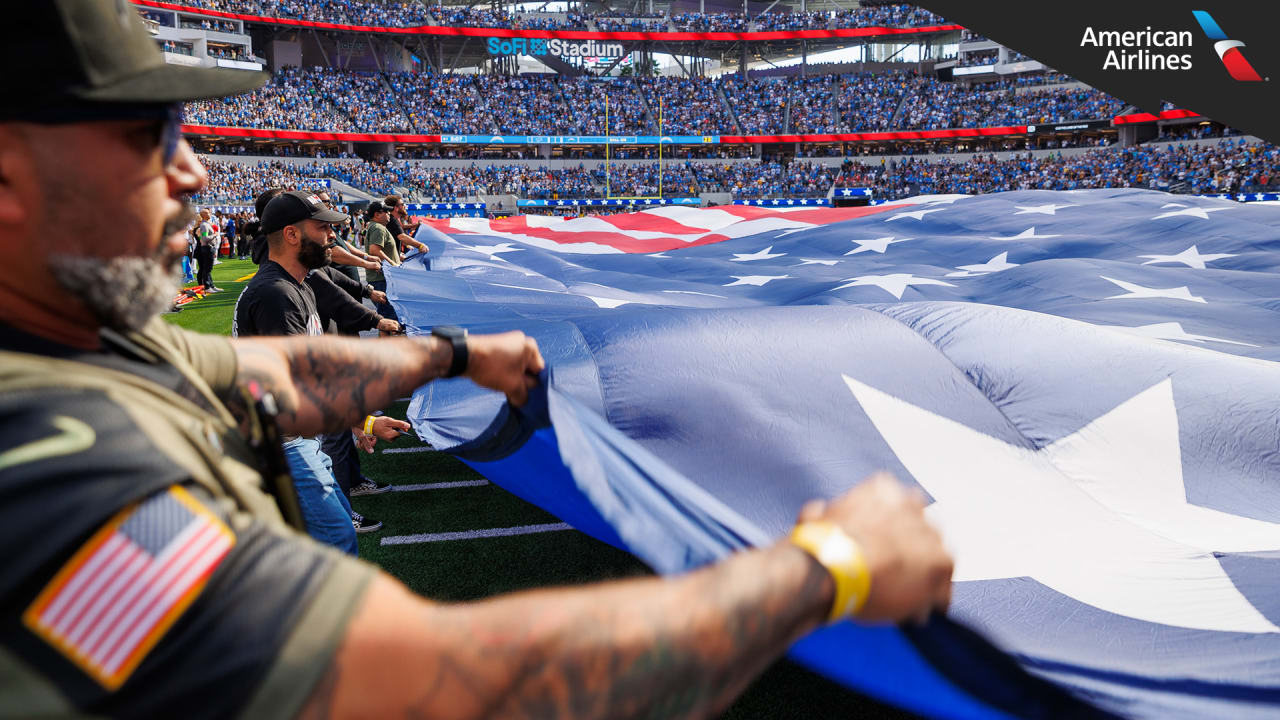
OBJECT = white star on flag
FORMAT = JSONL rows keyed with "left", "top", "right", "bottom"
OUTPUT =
{"left": 842, "top": 375, "right": 1280, "bottom": 634}
{"left": 1101, "top": 322, "right": 1257, "bottom": 347}
{"left": 1139, "top": 245, "right": 1236, "bottom": 269}
{"left": 845, "top": 237, "right": 910, "bottom": 255}
{"left": 946, "top": 252, "right": 1018, "bottom": 277}
{"left": 584, "top": 296, "right": 629, "bottom": 309}
{"left": 795, "top": 258, "right": 840, "bottom": 266}
{"left": 1013, "top": 203, "right": 1076, "bottom": 215}
{"left": 465, "top": 242, "right": 524, "bottom": 261}
{"left": 725, "top": 275, "right": 791, "bottom": 287}
{"left": 885, "top": 207, "right": 946, "bottom": 222}
{"left": 1151, "top": 206, "right": 1230, "bottom": 220}
{"left": 730, "top": 246, "right": 786, "bottom": 262}
{"left": 989, "top": 227, "right": 1061, "bottom": 242}
{"left": 1100, "top": 276, "right": 1206, "bottom": 303}
{"left": 833, "top": 273, "right": 955, "bottom": 299}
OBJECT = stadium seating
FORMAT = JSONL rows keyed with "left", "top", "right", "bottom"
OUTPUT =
{"left": 637, "top": 77, "right": 733, "bottom": 135}
{"left": 182, "top": 63, "right": 1130, "bottom": 137}
{"left": 836, "top": 139, "right": 1279, "bottom": 198}
{"left": 195, "top": 140, "right": 1277, "bottom": 205}
{"left": 184, "top": 66, "right": 358, "bottom": 132}
{"left": 559, "top": 77, "right": 650, "bottom": 135}
{"left": 153, "top": 1, "right": 944, "bottom": 31}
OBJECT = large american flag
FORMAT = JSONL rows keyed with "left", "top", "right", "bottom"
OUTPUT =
{"left": 24, "top": 486, "right": 234, "bottom": 690}
{"left": 393, "top": 188, "right": 1280, "bottom": 718}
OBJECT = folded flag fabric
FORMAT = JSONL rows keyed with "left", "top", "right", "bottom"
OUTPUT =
{"left": 390, "top": 189, "right": 1280, "bottom": 719}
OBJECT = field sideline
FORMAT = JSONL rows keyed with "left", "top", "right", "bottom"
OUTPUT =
{"left": 163, "top": 258, "right": 911, "bottom": 719}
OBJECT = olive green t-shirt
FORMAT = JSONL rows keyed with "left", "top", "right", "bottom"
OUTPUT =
{"left": 364, "top": 221, "right": 399, "bottom": 284}
{"left": 0, "top": 321, "right": 372, "bottom": 719}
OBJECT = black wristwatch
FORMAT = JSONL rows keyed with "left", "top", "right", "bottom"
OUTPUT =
{"left": 431, "top": 326, "right": 469, "bottom": 378}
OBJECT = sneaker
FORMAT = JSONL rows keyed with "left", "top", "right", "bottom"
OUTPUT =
{"left": 349, "top": 478, "right": 393, "bottom": 497}
{"left": 351, "top": 511, "right": 382, "bottom": 533}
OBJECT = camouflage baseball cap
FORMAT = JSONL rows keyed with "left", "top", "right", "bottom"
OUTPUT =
{"left": 3, "top": 0, "right": 265, "bottom": 121}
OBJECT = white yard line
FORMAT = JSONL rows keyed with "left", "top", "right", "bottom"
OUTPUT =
{"left": 380, "top": 522, "right": 574, "bottom": 546}
{"left": 382, "top": 446, "right": 434, "bottom": 454}
{"left": 392, "top": 480, "right": 490, "bottom": 492}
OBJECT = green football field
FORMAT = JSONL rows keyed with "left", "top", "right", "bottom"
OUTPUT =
{"left": 164, "top": 259, "right": 913, "bottom": 719}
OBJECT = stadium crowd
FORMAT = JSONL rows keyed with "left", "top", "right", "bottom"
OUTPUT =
{"left": 560, "top": 77, "right": 650, "bottom": 135}
{"left": 181, "top": 66, "right": 1128, "bottom": 136}
{"left": 896, "top": 80, "right": 1125, "bottom": 130}
{"left": 184, "top": 65, "right": 358, "bottom": 131}
{"left": 176, "top": 0, "right": 433, "bottom": 26}
{"left": 195, "top": 140, "right": 1276, "bottom": 205}
{"left": 476, "top": 74, "right": 579, "bottom": 135}
{"left": 595, "top": 16, "right": 668, "bottom": 31}
{"left": 838, "top": 139, "right": 1280, "bottom": 198}
{"left": 160, "top": 0, "right": 943, "bottom": 30}
{"left": 720, "top": 75, "right": 788, "bottom": 134}
{"left": 637, "top": 76, "right": 733, "bottom": 135}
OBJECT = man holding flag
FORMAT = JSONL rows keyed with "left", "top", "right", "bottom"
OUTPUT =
{"left": 0, "top": 3, "right": 952, "bottom": 718}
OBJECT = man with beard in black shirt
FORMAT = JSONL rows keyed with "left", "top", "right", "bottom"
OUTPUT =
{"left": 384, "top": 194, "right": 428, "bottom": 257}
{"left": 244, "top": 188, "right": 403, "bottom": 528}
{"left": 235, "top": 191, "right": 389, "bottom": 549}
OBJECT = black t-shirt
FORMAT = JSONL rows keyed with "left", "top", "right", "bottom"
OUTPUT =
{"left": 233, "top": 260, "right": 322, "bottom": 338}
{"left": 386, "top": 216, "right": 405, "bottom": 252}
{"left": 0, "top": 323, "right": 355, "bottom": 718}
{"left": 311, "top": 266, "right": 380, "bottom": 335}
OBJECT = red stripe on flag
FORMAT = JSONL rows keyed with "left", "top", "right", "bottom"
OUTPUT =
{"left": 59, "top": 544, "right": 148, "bottom": 653}
{"left": 72, "top": 548, "right": 154, "bottom": 661}
{"left": 594, "top": 212, "right": 729, "bottom": 234}
{"left": 102, "top": 531, "right": 231, "bottom": 676}
{"left": 41, "top": 534, "right": 128, "bottom": 631}
{"left": 93, "top": 523, "right": 223, "bottom": 672}
{"left": 490, "top": 226, "right": 733, "bottom": 253}
{"left": 443, "top": 203, "right": 911, "bottom": 252}
{"left": 714, "top": 204, "right": 909, "bottom": 223}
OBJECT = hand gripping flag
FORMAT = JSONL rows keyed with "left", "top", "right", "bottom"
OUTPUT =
{"left": 390, "top": 188, "right": 1280, "bottom": 719}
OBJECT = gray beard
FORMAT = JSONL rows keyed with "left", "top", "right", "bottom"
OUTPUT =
{"left": 47, "top": 254, "right": 181, "bottom": 335}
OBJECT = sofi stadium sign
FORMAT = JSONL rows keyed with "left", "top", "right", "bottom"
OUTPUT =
{"left": 486, "top": 37, "right": 624, "bottom": 58}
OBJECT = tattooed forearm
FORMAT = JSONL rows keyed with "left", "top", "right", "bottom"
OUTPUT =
{"left": 297, "top": 543, "right": 835, "bottom": 720}
{"left": 465, "top": 543, "right": 835, "bottom": 720}
{"left": 231, "top": 335, "right": 452, "bottom": 436}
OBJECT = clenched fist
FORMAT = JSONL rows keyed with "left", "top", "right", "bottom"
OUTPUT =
{"left": 463, "top": 331, "right": 545, "bottom": 407}
{"left": 797, "top": 474, "right": 953, "bottom": 624}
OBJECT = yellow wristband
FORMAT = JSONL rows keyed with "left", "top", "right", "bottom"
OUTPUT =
{"left": 789, "top": 521, "right": 872, "bottom": 622}
{"left": 363, "top": 415, "right": 377, "bottom": 436}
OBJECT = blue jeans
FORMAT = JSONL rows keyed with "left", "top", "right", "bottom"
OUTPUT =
{"left": 283, "top": 437, "right": 358, "bottom": 556}
{"left": 369, "top": 280, "right": 399, "bottom": 324}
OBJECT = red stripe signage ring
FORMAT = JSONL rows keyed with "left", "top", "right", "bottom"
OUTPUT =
{"left": 132, "top": 0, "right": 961, "bottom": 40}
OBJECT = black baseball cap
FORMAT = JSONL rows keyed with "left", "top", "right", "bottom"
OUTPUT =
{"left": 261, "top": 191, "right": 349, "bottom": 235}
{"left": 4, "top": 0, "right": 265, "bottom": 122}
{"left": 366, "top": 201, "right": 390, "bottom": 217}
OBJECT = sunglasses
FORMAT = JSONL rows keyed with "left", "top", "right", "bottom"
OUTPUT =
{"left": 160, "top": 104, "right": 183, "bottom": 166}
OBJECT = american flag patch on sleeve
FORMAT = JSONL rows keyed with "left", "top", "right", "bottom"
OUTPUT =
{"left": 23, "top": 485, "right": 235, "bottom": 690}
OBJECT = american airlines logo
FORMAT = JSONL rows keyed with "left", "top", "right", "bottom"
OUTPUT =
{"left": 1191, "top": 10, "right": 1264, "bottom": 82}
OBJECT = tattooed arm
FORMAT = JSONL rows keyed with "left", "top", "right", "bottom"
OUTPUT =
{"left": 295, "top": 476, "right": 953, "bottom": 720}
{"left": 228, "top": 331, "right": 542, "bottom": 437}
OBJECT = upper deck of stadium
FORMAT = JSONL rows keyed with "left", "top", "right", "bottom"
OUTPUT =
{"left": 134, "top": 0, "right": 1201, "bottom": 151}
